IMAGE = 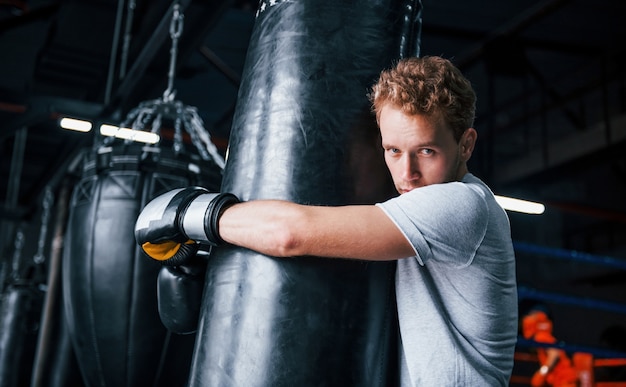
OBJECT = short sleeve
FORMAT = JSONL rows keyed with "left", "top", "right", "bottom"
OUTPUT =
{"left": 376, "top": 181, "right": 489, "bottom": 267}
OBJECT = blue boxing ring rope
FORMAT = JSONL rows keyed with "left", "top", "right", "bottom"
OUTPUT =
{"left": 518, "top": 286, "right": 626, "bottom": 317}
{"left": 513, "top": 241, "right": 626, "bottom": 361}
{"left": 514, "top": 241, "right": 626, "bottom": 271}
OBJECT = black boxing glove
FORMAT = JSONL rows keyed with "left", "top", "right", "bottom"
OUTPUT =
{"left": 134, "top": 187, "right": 239, "bottom": 266}
{"left": 157, "top": 260, "right": 207, "bottom": 334}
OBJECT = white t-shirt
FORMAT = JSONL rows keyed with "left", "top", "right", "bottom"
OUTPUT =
{"left": 377, "top": 173, "right": 517, "bottom": 386}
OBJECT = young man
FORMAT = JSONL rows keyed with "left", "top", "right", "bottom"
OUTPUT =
{"left": 136, "top": 56, "right": 518, "bottom": 385}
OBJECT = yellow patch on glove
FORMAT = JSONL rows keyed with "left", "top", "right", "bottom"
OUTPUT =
{"left": 142, "top": 240, "right": 195, "bottom": 261}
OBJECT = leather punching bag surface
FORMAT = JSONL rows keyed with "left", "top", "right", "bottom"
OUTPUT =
{"left": 0, "top": 286, "right": 31, "bottom": 387}
{"left": 62, "top": 145, "right": 220, "bottom": 387}
{"left": 190, "top": 1, "right": 420, "bottom": 385}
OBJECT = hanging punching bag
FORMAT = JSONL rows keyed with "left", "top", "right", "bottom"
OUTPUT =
{"left": 0, "top": 285, "right": 32, "bottom": 387}
{"left": 189, "top": 1, "right": 422, "bottom": 385}
{"left": 62, "top": 143, "right": 221, "bottom": 387}
{"left": 0, "top": 227, "right": 46, "bottom": 387}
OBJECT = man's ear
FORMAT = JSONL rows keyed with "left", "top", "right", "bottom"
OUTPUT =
{"left": 460, "top": 128, "right": 477, "bottom": 161}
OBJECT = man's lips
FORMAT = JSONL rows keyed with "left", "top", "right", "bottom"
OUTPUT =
{"left": 399, "top": 184, "right": 426, "bottom": 194}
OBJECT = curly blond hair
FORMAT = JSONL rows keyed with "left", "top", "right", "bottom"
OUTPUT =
{"left": 369, "top": 56, "right": 476, "bottom": 142}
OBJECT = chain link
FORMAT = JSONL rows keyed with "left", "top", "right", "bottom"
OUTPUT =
{"left": 164, "top": 2, "right": 184, "bottom": 102}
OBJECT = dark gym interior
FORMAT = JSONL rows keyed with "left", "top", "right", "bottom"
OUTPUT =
{"left": 1, "top": 0, "right": 626, "bottom": 386}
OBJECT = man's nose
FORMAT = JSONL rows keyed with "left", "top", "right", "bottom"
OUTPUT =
{"left": 401, "top": 155, "right": 420, "bottom": 181}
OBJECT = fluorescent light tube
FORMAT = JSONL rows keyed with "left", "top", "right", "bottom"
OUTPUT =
{"left": 99, "top": 124, "right": 160, "bottom": 144}
{"left": 495, "top": 195, "right": 545, "bottom": 215}
{"left": 60, "top": 117, "right": 92, "bottom": 132}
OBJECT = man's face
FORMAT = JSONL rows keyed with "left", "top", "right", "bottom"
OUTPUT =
{"left": 379, "top": 105, "right": 475, "bottom": 194}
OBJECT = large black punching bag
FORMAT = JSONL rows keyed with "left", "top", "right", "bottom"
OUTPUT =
{"left": 62, "top": 144, "right": 221, "bottom": 387}
{"left": 189, "top": 1, "right": 422, "bottom": 386}
{"left": 0, "top": 284, "right": 32, "bottom": 387}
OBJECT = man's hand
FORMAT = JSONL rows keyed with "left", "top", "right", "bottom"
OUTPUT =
{"left": 134, "top": 187, "right": 239, "bottom": 266}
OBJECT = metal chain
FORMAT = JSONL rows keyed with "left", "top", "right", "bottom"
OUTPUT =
{"left": 33, "top": 186, "right": 54, "bottom": 265}
{"left": 118, "top": 0, "right": 225, "bottom": 169}
{"left": 11, "top": 228, "right": 25, "bottom": 280}
{"left": 163, "top": 2, "right": 184, "bottom": 102}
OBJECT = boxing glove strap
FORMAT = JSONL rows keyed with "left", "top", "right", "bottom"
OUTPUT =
{"left": 172, "top": 187, "right": 210, "bottom": 241}
{"left": 204, "top": 193, "right": 240, "bottom": 246}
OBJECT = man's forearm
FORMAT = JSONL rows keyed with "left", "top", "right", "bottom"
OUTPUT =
{"left": 218, "top": 200, "right": 414, "bottom": 261}
{"left": 219, "top": 200, "right": 305, "bottom": 257}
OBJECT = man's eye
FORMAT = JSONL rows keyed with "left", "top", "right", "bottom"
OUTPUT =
{"left": 420, "top": 148, "right": 434, "bottom": 155}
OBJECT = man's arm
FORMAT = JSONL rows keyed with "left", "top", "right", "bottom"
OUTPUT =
{"left": 218, "top": 200, "right": 415, "bottom": 261}
{"left": 531, "top": 348, "right": 561, "bottom": 386}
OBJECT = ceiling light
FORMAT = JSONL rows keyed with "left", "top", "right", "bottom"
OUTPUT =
{"left": 100, "top": 124, "right": 160, "bottom": 144}
{"left": 60, "top": 117, "right": 92, "bottom": 132}
{"left": 495, "top": 195, "right": 545, "bottom": 215}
